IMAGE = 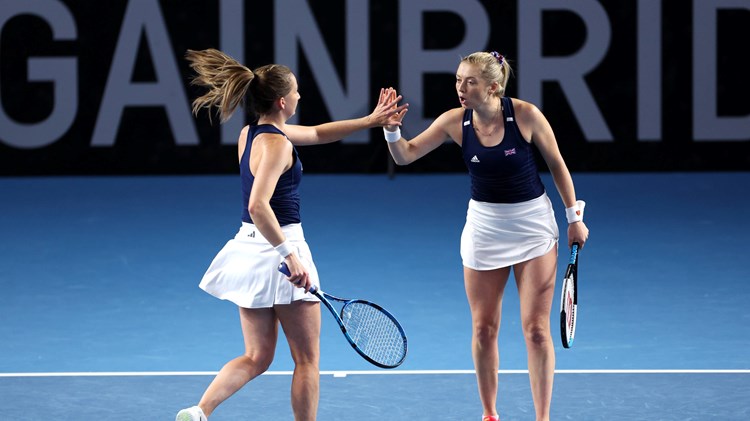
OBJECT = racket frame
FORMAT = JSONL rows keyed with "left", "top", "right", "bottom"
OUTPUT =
{"left": 559, "top": 242, "right": 579, "bottom": 348}
{"left": 314, "top": 289, "right": 407, "bottom": 368}
{"left": 278, "top": 263, "right": 408, "bottom": 368}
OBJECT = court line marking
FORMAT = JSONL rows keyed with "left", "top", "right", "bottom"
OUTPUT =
{"left": 1, "top": 369, "right": 749, "bottom": 378}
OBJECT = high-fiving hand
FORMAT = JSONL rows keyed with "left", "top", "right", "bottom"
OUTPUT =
{"left": 370, "top": 87, "right": 408, "bottom": 129}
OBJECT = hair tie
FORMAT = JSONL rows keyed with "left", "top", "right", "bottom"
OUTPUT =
{"left": 490, "top": 51, "right": 504, "bottom": 66}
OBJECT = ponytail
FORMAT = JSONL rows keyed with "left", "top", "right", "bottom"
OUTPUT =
{"left": 185, "top": 48, "right": 254, "bottom": 123}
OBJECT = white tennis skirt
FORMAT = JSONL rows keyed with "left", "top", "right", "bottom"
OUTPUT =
{"left": 199, "top": 222, "right": 320, "bottom": 308}
{"left": 460, "top": 193, "right": 559, "bottom": 270}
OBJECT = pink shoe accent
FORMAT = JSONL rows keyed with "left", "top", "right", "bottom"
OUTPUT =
{"left": 482, "top": 416, "right": 500, "bottom": 421}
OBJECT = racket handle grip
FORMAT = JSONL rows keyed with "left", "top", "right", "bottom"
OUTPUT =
{"left": 277, "top": 262, "right": 319, "bottom": 294}
{"left": 278, "top": 262, "right": 291, "bottom": 276}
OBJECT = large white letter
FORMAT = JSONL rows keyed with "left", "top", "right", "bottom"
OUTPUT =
{"left": 399, "top": 0, "right": 490, "bottom": 136}
{"left": 274, "top": 0, "right": 369, "bottom": 143}
{"left": 91, "top": 0, "right": 198, "bottom": 146}
{"left": 0, "top": 0, "right": 77, "bottom": 149}
{"left": 519, "top": 0, "right": 612, "bottom": 141}
{"left": 693, "top": 0, "right": 750, "bottom": 141}
{"left": 220, "top": 0, "right": 245, "bottom": 145}
{"left": 638, "top": 0, "right": 662, "bottom": 141}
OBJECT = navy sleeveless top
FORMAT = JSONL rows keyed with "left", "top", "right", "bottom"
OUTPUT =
{"left": 462, "top": 96, "right": 545, "bottom": 203}
{"left": 241, "top": 124, "right": 302, "bottom": 226}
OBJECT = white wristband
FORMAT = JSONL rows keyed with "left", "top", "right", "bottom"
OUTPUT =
{"left": 383, "top": 127, "right": 401, "bottom": 143}
{"left": 274, "top": 241, "right": 294, "bottom": 258}
{"left": 565, "top": 200, "right": 586, "bottom": 224}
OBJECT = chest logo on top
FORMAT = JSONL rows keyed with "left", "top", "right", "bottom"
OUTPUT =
{"left": 470, "top": 155, "right": 480, "bottom": 163}
{"left": 504, "top": 148, "right": 517, "bottom": 157}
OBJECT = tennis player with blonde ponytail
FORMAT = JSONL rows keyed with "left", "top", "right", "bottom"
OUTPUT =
{"left": 175, "top": 48, "right": 406, "bottom": 421}
{"left": 383, "top": 51, "right": 589, "bottom": 421}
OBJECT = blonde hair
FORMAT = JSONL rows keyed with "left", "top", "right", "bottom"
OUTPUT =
{"left": 461, "top": 51, "right": 512, "bottom": 97}
{"left": 185, "top": 48, "right": 294, "bottom": 123}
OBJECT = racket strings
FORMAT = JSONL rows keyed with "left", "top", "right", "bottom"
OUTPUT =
{"left": 561, "top": 276, "right": 577, "bottom": 345}
{"left": 341, "top": 302, "right": 406, "bottom": 366}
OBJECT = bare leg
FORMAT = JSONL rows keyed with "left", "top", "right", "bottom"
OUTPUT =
{"left": 276, "top": 301, "right": 321, "bottom": 421}
{"left": 198, "top": 307, "right": 278, "bottom": 417}
{"left": 514, "top": 247, "right": 558, "bottom": 421}
{"left": 464, "top": 266, "right": 511, "bottom": 419}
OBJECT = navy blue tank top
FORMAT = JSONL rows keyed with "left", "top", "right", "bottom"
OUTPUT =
{"left": 241, "top": 124, "right": 302, "bottom": 226}
{"left": 462, "top": 97, "right": 545, "bottom": 203}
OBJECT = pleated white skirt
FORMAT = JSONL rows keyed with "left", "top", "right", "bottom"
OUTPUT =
{"left": 199, "top": 222, "right": 320, "bottom": 308}
{"left": 460, "top": 193, "right": 559, "bottom": 270}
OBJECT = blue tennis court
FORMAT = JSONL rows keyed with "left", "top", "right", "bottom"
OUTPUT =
{"left": 1, "top": 173, "right": 749, "bottom": 419}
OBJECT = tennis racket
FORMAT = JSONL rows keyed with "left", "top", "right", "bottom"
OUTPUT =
{"left": 278, "top": 262, "right": 408, "bottom": 369}
{"left": 559, "top": 242, "right": 580, "bottom": 348}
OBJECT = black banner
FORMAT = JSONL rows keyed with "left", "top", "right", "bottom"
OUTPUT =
{"left": 1, "top": 0, "right": 749, "bottom": 175}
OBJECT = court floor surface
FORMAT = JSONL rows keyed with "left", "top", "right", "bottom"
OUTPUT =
{"left": 1, "top": 173, "right": 748, "bottom": 419}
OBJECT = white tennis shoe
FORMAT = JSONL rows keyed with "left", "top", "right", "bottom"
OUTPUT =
{"left": 176, "top": 406, "right": 207, "bottom": 421}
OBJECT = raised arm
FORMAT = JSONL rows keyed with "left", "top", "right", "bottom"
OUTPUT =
{"left": 385, "top": 107, "right": 464, "bottom": 165}
{"left": 283, "top": 88, "right": 408, "bottom": 146}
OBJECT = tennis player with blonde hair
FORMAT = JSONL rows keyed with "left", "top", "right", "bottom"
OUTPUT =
{"left": 383, "top": 51, "right": 589, "bottom": 421}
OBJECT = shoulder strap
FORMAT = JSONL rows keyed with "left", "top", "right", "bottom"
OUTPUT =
{"left": 502, "top": 97, "right": 516, "bottom": 121}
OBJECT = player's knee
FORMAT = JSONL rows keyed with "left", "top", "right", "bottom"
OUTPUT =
{"left": 522, "top": 322, "right": 549, "bottom": 347}
{"left": 288, "top": 345, "right": 320, "bottom": 367}
{"left": 258, "top": 357, "right": 275, "bottom": 372}
{"left": 473, "top": 322, "right": 499, "bottom": 345}
{"left": 241, "top": 352, "right": 275, "bottom": 372}
{"left": 293, "top": 357, "right": 319, "bottom": 373}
